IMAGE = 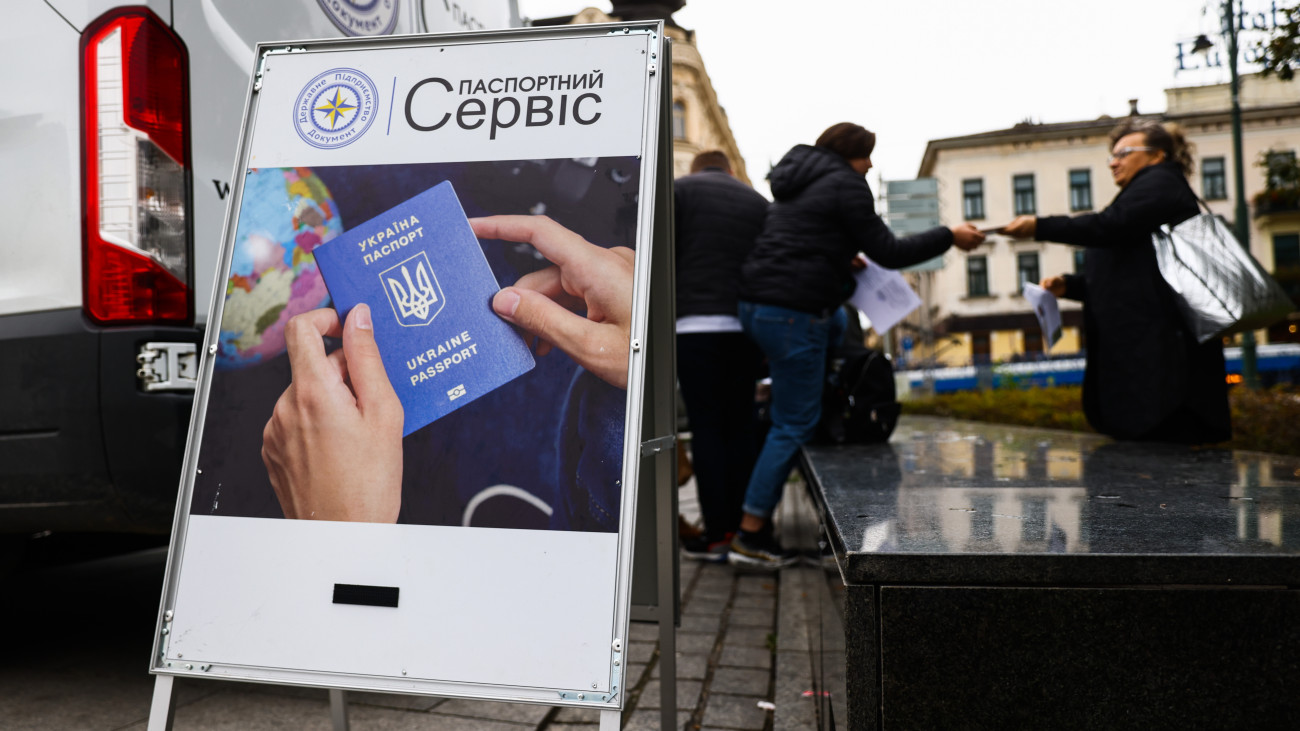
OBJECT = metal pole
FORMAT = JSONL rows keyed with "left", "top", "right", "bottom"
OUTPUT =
{"left": 1226, "top": 0, "right": 1261, "bottom": 388}
{"left": 146, "top": 675, "right": 177, "bottom": 731}
{"left": 329, "top": 689, "right": 350, "bottom": 731}
{"left": 599, "top": 709, "right": 622, "bottom": 730}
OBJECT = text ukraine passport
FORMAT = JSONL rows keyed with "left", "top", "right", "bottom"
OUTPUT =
{"left": 313, "top": 181, "right": 535, "bottom": 436}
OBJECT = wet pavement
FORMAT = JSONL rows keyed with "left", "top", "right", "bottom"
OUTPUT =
{"left": 0, "top": 451, "right": 821, "bottom": 731}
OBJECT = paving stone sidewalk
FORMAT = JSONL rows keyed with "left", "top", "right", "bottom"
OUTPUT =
{"left": 127, "top": 475, "right": 831, "bottom": 731}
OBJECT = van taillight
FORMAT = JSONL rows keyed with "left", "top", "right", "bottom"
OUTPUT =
{"left": 81, "top": 7, "right": 192, "bottom": 325}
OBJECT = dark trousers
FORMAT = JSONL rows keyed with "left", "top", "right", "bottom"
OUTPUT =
{"left": 677, "top": 331, "right": 762, "bottom": 540}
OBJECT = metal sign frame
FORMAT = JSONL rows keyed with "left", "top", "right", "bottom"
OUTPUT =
{"left": 628, "top": 38, "right": 680, "bottom": 730}
{"left": 149, "top": 21, "right": 666, "bottom": 724}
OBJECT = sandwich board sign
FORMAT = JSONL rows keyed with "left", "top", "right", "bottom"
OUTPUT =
{"left": 150, "top": 22, "right": 666, "bottom": 728}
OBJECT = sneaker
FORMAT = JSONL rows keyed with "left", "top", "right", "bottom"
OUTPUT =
{"left": 681, "top": 533, "right": 732, "bottom": 562}
{"left": 727, "top": 530, "right": 798, "bottom": 569}
{"left": 678, "top": 515, "right": 703, "bottom": 541}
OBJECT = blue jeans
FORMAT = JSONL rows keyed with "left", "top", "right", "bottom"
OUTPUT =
{"left": 738, "top": 301, "right": 844, "bottom": 520}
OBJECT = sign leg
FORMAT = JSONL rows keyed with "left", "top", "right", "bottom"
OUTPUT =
{"left": 599, "top": 709, "right": 621, "bottom": 730}
{"left": 146, "top": 675, "right": 177, "bottom": 731}
{"left": 656, "top": 448, "right": 678, "bottom": 731}
{"left": 330, "top": 689, "right": 350, "bottom": 731}
{"left": 649, "top": 73, "right": 680, "bottom": 731}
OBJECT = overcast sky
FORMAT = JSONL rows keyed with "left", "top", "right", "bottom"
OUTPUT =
{"left": 517, "top": 0, "right": 1283, "bottom": 197}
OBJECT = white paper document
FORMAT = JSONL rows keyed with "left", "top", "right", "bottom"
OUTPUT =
{"left": 1023, "top": 282, "right": 1063, "bottom": 348}
{"left": 849, "top": 258, "right": 922, "bottom": 333}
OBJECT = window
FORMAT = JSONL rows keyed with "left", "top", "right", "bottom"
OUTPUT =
{"left": 1275, "top": 233, "right": 1300, "bottom": 269}
{"left": 1069, "top": 169, "right": 1092, "bottom": 211}
{"left": 1272, "top": 235, "right": 1300, "bottom": 307}
{"left": 1017, "top": 252, "right": 1040, "bottom": 288}
{"left": 1013, "top": 174, "right": 1036, "bottom": 215}
{"left": 1265, "top": 150, "right": 1297, "bottom": 188}
{"left": 1074, "top": 248, "right": 1086, "bottom": 273}
{"left": 963, "top": 178, "right": 985, "bottom": 220}
{"left": 1202, "top": 157, "right": 1227, "bottom": 200}
{"left": 672, "top": 101, "right": 686, "bottom": 141}
{"left": 967, "top": 255, "right": 989, "bottom": 297}
{"left": 1024, "top": 329, "right": 1044, "bottom": 355}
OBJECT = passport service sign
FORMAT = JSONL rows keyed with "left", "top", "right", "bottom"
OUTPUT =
{"left": 313, "top": 181, "right": 535, "bottom": 435}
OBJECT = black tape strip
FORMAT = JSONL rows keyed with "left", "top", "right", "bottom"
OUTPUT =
{"left": 333, "top": 583, "right": 400, "bottom": 608}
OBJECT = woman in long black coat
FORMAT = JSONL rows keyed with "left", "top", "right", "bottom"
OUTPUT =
{"left": 1004, "top": 121, "right": 1231, "bottom": 443}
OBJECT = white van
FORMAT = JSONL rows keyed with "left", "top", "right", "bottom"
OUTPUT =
{"left": 0, "top": 1, "right": 518, "bottom": 546}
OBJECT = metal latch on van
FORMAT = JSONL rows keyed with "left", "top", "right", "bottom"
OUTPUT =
{"left": 136, "top": 342, "right": 198, "bottom": 392}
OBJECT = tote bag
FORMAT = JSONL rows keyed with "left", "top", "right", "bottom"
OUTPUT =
{"left": 1152, "top": 213, "right": 1295, "bottom": 343}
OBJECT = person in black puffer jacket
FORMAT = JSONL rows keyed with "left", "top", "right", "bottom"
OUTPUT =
{"left": 1003, "top": 121, "right": 1231, "bottom": 444}
{"left": 727, "top": 123, "right": 986, "bottom": 568}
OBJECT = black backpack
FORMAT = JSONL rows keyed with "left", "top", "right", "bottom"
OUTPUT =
{"left": 818, "top": 344, "right": 901, "bottom": 444}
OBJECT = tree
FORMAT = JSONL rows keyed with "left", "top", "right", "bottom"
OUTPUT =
{"left": 1260, "top": 3, "right": 1300, "bottom": 79}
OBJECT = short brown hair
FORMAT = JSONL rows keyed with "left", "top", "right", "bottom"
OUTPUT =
{"left": 816, "top": 122, "right": 876, "bottom": 161}
{"left": 690, "top": 150, "right": 731, "bottom": 174}
{"left": 1110, "top": 121, "right": 1194, "bottom": 177}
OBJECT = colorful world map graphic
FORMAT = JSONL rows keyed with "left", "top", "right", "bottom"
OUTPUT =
{"left": 216, "top": 168, "right": 339, "bottom": 369}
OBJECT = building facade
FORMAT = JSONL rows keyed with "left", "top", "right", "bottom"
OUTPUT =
{"left": 909, "top": 74, "right": 1300, "bottom": 367}
{"left": 532, "top": 1, "right": 750, "bottom": 184}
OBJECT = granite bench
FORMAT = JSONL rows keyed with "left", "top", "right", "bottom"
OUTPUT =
{"left": 799, "top": 415, "right": 1300, "bottom": 730}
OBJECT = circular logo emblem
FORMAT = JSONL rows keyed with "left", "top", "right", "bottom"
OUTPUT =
{"left": 317, "top": 0, "right": 400, "bottom": 36}
{"left": 293, "top": 68, "right": 379, "bottom": 150}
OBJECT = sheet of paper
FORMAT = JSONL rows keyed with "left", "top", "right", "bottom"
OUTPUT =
{"left": 848, "top": 258, "right": 922, "bottom": 333}
{"left": 1023, "top": 282, "right": 1064, "bottom": 349}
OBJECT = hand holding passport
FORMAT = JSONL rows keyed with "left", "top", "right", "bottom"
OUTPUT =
{"left": 477, "top": 215, "right": 635, "bottom": 390}
{"left": 262, "top": 305, "right": 405, "bottom": 523}
{"left": 261, "top": 184, "right": 635, "bottom": 524}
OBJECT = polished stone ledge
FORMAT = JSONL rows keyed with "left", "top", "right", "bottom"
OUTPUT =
{"left": 803, "top": 416, "right": 1300, "bottom": 587}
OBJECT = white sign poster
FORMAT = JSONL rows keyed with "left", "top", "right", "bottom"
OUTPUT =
{"left": 420, "top": 0, "right": 520, "bottom": 32}
{"left": 1023, "top": 282, "right": 1064, "bottom": 349}
{"left": 153, "top": 23, "right": 664, "bottom": 709}
{"left": 849, "top": 257, "right": 922, "bottom": 333}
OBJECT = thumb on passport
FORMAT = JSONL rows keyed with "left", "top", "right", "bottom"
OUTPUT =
{"left": 342, "top": 304, "right": 400, "bottom": 419}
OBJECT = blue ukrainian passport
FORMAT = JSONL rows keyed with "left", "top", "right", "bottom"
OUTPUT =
{"left": 313, "top": 181, "right": 535, "bottom": 436}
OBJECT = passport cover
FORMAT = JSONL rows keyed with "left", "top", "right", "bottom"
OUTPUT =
{"left": 313, "top": 181, "right": 535, "bottom": 436}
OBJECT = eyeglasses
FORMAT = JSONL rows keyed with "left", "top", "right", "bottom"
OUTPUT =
{"left": 1109, "top": 146, "right": 1156, "bottom": 162}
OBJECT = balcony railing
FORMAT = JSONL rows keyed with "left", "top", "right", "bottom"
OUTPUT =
{"left": 1253, "top": 191, "right": 1300, "bottom": 218}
